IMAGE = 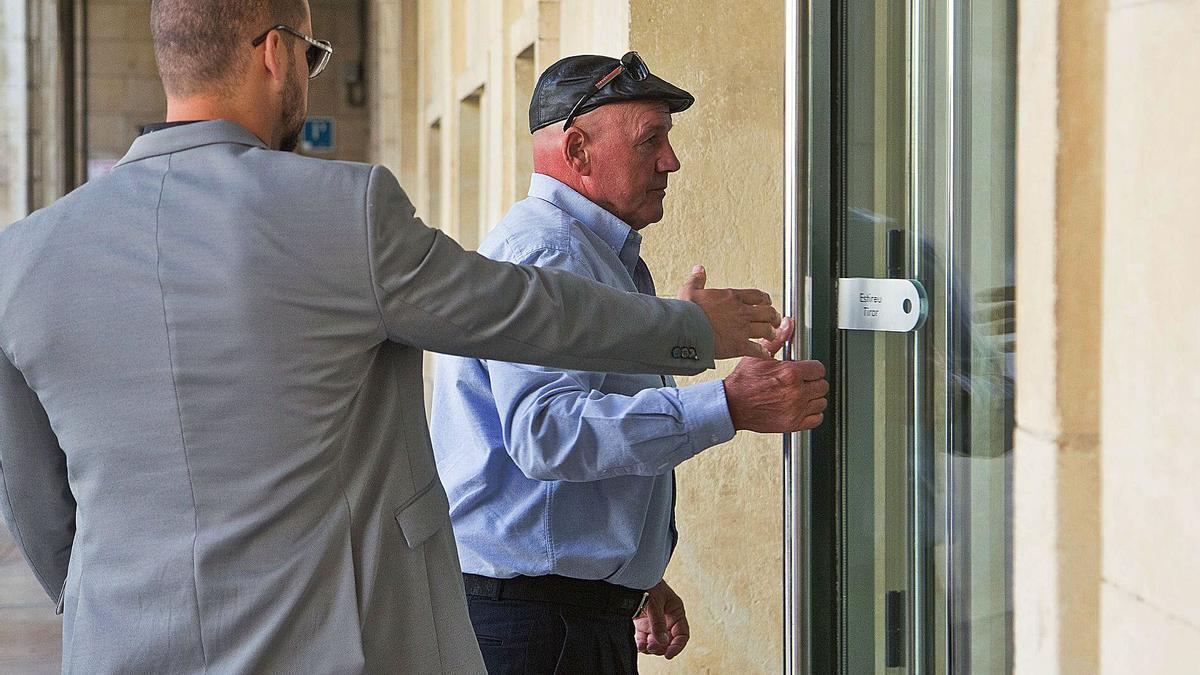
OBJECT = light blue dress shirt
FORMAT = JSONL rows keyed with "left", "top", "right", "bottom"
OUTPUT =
{"left": 430, "top": 174, "right": 736, "bottom": 591}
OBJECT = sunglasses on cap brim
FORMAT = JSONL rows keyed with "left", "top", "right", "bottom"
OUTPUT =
{"left": 562, "top": 51, "right": 651, "bottom": 131}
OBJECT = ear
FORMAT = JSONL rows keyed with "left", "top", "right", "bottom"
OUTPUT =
{"left": 563, "top": 127, "right": 591, "bottom": 176}
{"left": 261, "top": 30, "right": 289, "bottom": 86}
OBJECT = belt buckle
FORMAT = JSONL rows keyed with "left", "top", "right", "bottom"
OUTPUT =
{"left": 632, "top": 591, "right": 650, "bottom": 619}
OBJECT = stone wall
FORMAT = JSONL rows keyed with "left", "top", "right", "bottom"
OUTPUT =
{"left": 1014, "top": 0, "right": 1200, "bottom": 672}
{"left": 1099, "top": 0, "right": 1200, "bottom": 670}
{"left": 1011, "top": 0, "right": 1104, "bottom": 671}
{"left": 629, "top": 0, "right": 785, "bottom": 672}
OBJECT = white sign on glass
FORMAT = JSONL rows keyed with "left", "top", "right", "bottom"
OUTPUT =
{"left": 836, "top": 278, "right": 928, "bottom": 333}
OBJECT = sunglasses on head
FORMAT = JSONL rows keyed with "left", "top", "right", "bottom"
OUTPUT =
{"left": 562, "top": 51, "right": 651, "bottom": 131}
{"left": 251, "top": 25, "right": 333, "bottom": 79}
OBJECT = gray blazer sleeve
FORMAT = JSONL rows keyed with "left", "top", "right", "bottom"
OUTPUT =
{"left": 0, "top": 345, "right": 75, "bottom": 607}
{"left": 364, "top": 166, "right": 715, "bottom": 375}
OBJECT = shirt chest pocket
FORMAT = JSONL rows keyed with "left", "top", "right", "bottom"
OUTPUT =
{"left": 393, "top": 477, "right": 452, "bottom": 548}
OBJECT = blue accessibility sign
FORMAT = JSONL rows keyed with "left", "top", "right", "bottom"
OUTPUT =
{"left": 302, "top": 117, "right": 336, "bottom": 152}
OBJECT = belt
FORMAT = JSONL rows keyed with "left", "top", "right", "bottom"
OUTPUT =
{"left": 463, "top": 573, "right": 650, "bottom": 619}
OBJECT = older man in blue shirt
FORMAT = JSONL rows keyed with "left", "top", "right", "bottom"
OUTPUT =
{"left": 431, "top": 54, "right": 828, "bottom": 674}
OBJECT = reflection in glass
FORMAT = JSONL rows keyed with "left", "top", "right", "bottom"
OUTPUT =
{"left": 834, "top": 0, "right": 1015, "bottom": 672}
{"left": 934, "top": 1, "right": 1017, "bottom": 671}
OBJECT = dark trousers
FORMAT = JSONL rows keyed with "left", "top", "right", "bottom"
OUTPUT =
{"left": 467, "top": 595, "right": 639, "bottom": 675}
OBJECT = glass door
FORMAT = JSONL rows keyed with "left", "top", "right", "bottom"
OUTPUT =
{"left": 784, "top": 1, "right": 1016, "bottom": 673}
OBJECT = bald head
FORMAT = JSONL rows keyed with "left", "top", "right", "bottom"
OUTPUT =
{"left": 533, "top": 100, "right": 681, "bottom": 230}
{"left": 152, "top": 0, "right": 308, "bottom": 97}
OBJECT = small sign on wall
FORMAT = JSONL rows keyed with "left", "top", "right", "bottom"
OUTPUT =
{"left": 302, "top": 117, "right": 336, "bottom": 153}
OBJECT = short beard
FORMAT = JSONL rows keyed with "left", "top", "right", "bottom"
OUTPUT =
{"left": 277, "top": 54, "right": 306, "bottom": 152}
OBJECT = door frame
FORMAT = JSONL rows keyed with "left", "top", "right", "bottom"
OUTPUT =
{"left": 782, "top": 0, "right": 837, "bottom": 673}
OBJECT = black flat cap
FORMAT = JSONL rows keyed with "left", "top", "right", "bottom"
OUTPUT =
{"left": 529, "top": 54, "right": 695, "bottom": 133}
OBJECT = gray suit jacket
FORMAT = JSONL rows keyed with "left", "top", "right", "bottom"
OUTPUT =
{"left": 0, "top": 121, "right": 714, "bottom": 673}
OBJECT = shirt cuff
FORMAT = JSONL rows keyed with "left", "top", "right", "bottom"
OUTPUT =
{"left": 678, "top": 379, "right": 737, "bottom": 454}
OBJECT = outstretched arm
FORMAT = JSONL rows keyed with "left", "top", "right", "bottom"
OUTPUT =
{"left": 491, "top": 359, "right": 734, "bottom": 482}
{"left": 364, "top": 166, "right": 779, "bottom": 374}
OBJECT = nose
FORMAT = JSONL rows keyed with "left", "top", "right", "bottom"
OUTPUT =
{"left": 659, "top": 139, "right": 682, "bottom": 173}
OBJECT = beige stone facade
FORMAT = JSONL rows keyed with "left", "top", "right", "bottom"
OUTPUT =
{"left": 1012, "top": 0, "right": 1200, "bottom": 672}
{"left": 1, "top": 0, "right": 1199, "bottom": 672}
{"left": 1097, "top": 0, "right": 1200, "bottom": 669}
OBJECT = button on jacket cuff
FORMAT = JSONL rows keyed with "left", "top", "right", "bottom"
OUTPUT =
{"left": 679, "top": 379, "right": 737, "bottom": 453}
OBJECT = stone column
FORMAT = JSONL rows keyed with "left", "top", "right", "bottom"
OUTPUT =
{"left": 1012, "top": 0, "right": 1105, "bottom": 672}
{"left": 1100, "top": 0, "right": 1200, "bottom": 670}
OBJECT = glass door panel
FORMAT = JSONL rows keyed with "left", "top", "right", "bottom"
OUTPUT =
{"left": 797, "top": 0, "right": 1017, "bottom": 672}
{"left": 935, "top": 1, "right": 1016, "bottom": 671}
{"left": 839, "top": 2, "right": 911, "bottom": 674}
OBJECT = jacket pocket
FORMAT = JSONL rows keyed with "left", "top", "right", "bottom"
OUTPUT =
{"left": 393, "top": 478, "right": 451, "bottom": 548}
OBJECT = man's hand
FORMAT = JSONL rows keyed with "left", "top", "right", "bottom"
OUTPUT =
{"left": 678, "top": 265, "right": 781, "bottom": 360}
{"left": 723, "top": 317, "right": 829, "bottom": 432}
{"left": 635, "top": 579, "right": 690, "bottom": 660}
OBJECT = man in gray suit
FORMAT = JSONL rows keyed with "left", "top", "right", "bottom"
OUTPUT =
{"left": 0, "top": 1, "right": 781, "bottom": 673}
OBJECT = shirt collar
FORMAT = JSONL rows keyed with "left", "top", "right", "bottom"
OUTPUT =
{"left": 140, "top": 120, "right": 204, "bottom": 136}
{"left": 528, "top": 173, "right": 643, "bottom": 274}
